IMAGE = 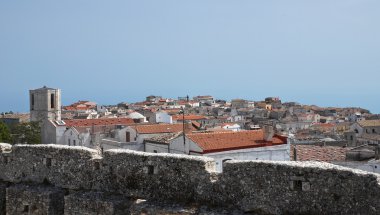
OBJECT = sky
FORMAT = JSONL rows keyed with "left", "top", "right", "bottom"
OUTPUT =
{"left": 0, "top": 1, "right": 379, "bottom": 113}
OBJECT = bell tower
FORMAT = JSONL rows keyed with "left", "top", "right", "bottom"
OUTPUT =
{"left": 29, "top": 86, "right": 61, "bottom": 122}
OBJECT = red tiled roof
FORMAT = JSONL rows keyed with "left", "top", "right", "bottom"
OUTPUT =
{"left": 63, "top": 101, "right": 97, "bottom": 111}
{"left": 64, "top": 118, "right": 135, "bottom": 127}
{"left": 63, "top": 106, "right": 89, "bottom": 111}
{"left": 291, "top": 145, "right": 351, "bottom": 162}
{"left": 359, "top": 120, "right": 380, "bottom": 127}
{"left": 135, "top": 123, "right": 196, "bottom": 134}
{"left": 172, "top": 114, "right": 207, "bottom": 121}
{"left": 187, "top": 130, "right": 287, "bottom": 153}
{"left": 178, "top": 101, "right": 188, "bottom": 105}
{"left": 162, "top": 109, "right": 181, "bottom": 114}
{"left": 312, "top": 123, "right": 335, "bottom": 128}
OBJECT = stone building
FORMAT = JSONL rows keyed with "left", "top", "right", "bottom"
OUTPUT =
{"left": 346, "top": 120, "right": 380, "bottom": 146}
{"left": 29, "top": 86, "right": 62, "bottom": 144}
{"left": 231, "top": 99, "right": 248, "bottom": 109}
{"left": 29, "top": 86, "right": 61, "bottom": 122}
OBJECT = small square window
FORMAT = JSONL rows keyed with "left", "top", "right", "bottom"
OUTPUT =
{"left": 3, "top": 156, "right": 8, "bottom": 164}
{"left": 23, "top": 205, "right": 29, "bottom": 212}
{"left": 94, "top": 162, "right": 100, "bottom": 170}
{"left": 146, "top": 165, "right": 155, "bottom": 175}
{"left": 291, "top": 180, "right": 302, "bottom": 191}
{"left": 45, "top": 158, "right": 52, "bottom": 167}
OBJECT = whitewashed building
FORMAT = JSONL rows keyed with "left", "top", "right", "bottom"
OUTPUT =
{"left": 145, "top": 128, "right": 289, "bottom": 172}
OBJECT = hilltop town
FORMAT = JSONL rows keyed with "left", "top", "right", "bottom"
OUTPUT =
{"left": 1, "top": 86, "right": 379, "bottom": 173}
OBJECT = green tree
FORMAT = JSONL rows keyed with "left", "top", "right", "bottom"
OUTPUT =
{"left": 0, "top": 121, "right": 12, "bottom": 143}
{"left": 11, "top": 121, "right": 41, "bottom": 144}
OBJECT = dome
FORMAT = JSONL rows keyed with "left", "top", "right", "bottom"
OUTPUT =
{"left": 127, "top": 112, "right": 145, "bottom": 119}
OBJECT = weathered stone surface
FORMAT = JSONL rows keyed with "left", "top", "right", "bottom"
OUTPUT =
{"left": 0, "top": 182, "right": 6, "bottom": 215}
{"left": 0, "top": 143, "right": 11, "bottom": 153}
{"left": 218, "top": 160, "right": 380, "bottom": 215}
{"left": 128, "top": 199, "right": 245, "bottom": 215}
{"left": 64, "top": 192, "right": 131, "bottom": 215}
{"left": 1, "top": 144, "right": 380, "bottom": 214}
{"left": 6, "top": 184, "right": 64, "bottom": 215}
{"left": 0, "top": 144, "right": 101, "bottom": 190}
{"left": 100, "top": 149, "right": 216, "bottom": 202}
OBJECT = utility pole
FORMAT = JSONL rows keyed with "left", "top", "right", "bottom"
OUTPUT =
{"left": 179, "top": 107, "right": 186, "bottom": 153}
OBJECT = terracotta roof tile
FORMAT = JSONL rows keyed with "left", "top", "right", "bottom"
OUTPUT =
{"left": 64, "top": 118, "right": 135, "bottom": 127}
{"left": 291, "top": 145, "right": 351, "bottom": 162}
{"left": 187, "top": 130, "right": 287, "bottom": 153}
{"left": 359, "top": 120, "right": 380, "bottom": 127}
{"left": 63, "top": 106, "right": 91, "bottom": 111}
{"left": 144, "top": 132, "right": 183, "bottom": 144}
{"left": 162, "top": 109, "right": 181, "bottom": 114}
{"left": 172, "top": 114, "right": 208, "bottom": 121}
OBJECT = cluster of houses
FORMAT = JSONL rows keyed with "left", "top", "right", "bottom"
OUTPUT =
{"left": 3, "top": 86, "right": 380, "bottom": 172}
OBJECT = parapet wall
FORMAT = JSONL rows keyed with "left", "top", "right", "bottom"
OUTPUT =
{"left": 0, "top": 143, "right": 380, "bottom": 214}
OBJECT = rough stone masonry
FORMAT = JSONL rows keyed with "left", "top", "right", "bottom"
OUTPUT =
{"left": 0, "top": 143, "right": 380, "bottom": 214}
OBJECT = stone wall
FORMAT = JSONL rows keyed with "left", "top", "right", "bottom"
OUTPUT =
{"left": 0, "top": 182, "right": 6, "bottom": 215}
{"left": 6, "top": 184, "right": 64, "bottom": 215}
{"left": 64, "top": 192, "right": 131, "bottom": 215}
{"left": 0, "top": 143, "right": 380, "bottom": 214}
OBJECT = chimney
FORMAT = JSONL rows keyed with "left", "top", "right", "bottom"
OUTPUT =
{"left": 263, "top": 125, "right": 274, "bottom": 142}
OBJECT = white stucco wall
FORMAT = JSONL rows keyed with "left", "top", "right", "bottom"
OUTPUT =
{"left": 101, "top": 138, "right": 143, "bottom": 151}
{"left": 145, "top": 135, "right": 192, "bottom": 155}
{"left": 136, "top": 133, "right": 165, "bottom": 144}
{"left": 222, "top": 124, "right": 241, "bottom": 131}
{"left": 145, "top": 142, "right": 169, "bottom": 153}
{"left": 155, "top": 112, "right": 173, "bottom": 124}
{"left": 203, "top": 144, "right": 290, "bottom": 172}
{"left": 60, "top": 127, "right": 90, "bottom": 147}
{"left": 204, "top": 144, "right": 290, "bottom": 172}
{"left": 125, "top": 127, "right": 138, "bottom": 142}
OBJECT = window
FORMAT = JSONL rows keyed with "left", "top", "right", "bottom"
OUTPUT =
{"left": 3, "top": 156, "right": 8, "bottom": 164}
{"left": 73, "top": 140, "right": 76, "bottom": 146}
{"left": 126, "top": 132, "right": 130, "bottom": 142}
{"left": 31, "top": 94, "right": 34, "bottom": 110}
{"left": 350, "top": 136, "right": 353, "bottom": 141}
{"left": 50, "top": 93, "right": 55, "bottom": 108}
{"left": 23, "top": 205, "right": 29, "bottom": 213}
{"left": 94, "top": 162, "right": 100, "bottom": 170}
{"left": 147, "top": 165, "right": 154, "bottom": 175}
{"left": 291, "top": 180, "right": 303, "bottom": 191}
{"left": 45, "top": 158, "right": 52, "bottom": 167}
{"left": 153, "top": 150, "right": 158, "bottom": 153}
{"left": 68, "top": 139, "right": 71, "bottom": 146}
{"left": 373, "top": 129, "right": 376, "bottom": 134}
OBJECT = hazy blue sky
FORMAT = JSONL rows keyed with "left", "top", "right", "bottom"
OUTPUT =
{"left": 0, "top": 1, "right": 379, "bottom": 113}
